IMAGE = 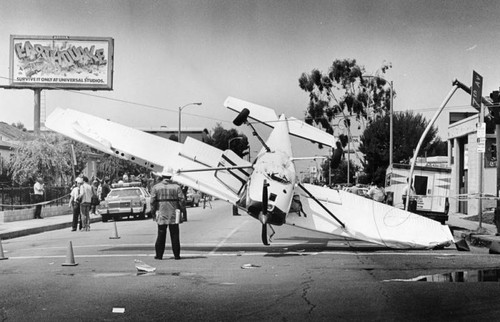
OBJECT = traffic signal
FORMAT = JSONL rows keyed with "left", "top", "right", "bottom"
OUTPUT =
{"left": 491, "top": 90, "right": 500, "bottom": 103}
{"left": 489, "top": 90, "right": 500, "bottom": 124}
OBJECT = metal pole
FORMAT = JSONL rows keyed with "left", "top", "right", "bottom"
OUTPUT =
{"left": 329, "top": 153, "right": 332, "bottom": 186}
{"left": 178, "top": 106, "right": 181, "bottom": 143}
{"left": 496, "top": 123, "right": 500, "bottom": 233}
{"left": 389, "top": 81, "right": 393, "bottom": 165}
{"left": 34, "top": 89, "right": 41, "bottom": 135}
{"left": 406, "top": 84, "right": 459, "bottom": 211}
{"left": 478, "top": 101, "right": 484, "bottom": 230}
{"left": 347, "top": 140, "right": 350, "bottom": 185}
{"left": 178, "top": 102, "right": 202, "bottom": 144}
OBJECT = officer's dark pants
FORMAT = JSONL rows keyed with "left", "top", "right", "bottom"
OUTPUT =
{"left": 403, "top": 197, "right": 417, "bottom": 213}
{"left": 155, "top": 224, "right": 180, "bottom": 259}
{"left": 33, "top": 194, "right": 43, "bottom": 218}
{"left": 71, "top": 204, "right": 81, "bottom": 230}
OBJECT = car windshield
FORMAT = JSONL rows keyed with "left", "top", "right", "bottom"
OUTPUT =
{"left": 108, "top": 188, "right": 142, "bottom": 198}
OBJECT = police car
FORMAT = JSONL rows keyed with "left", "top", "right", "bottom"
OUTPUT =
{"left": 100, "top": 182, "right": 151, "bottom": 222}
{"left": 186, "top": 188, "right": 201, "bottom": 207}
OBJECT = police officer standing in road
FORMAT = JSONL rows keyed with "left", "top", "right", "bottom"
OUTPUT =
{"left": 150, "top": 172, "right": 186, "bottom": 260}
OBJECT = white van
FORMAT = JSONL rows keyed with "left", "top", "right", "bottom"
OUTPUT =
{"left": 385, "top": 163, "right": 450, "bottom": 224}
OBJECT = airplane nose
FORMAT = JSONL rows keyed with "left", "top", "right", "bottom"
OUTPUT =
{"left": 247, "top": 201, "right": 263, "bottom": 218}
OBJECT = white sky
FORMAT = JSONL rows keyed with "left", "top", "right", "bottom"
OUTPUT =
{"left": 1, "top": 0, "right": 499, "bottom": 171}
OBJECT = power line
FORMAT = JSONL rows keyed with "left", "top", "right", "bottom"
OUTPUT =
{"left": 0, "top": 75, "right": 232, "bottom": 125}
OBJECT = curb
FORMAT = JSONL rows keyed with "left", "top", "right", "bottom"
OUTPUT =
{"left": 0, "top": 217, "right": 102, "bottom": 240}
{"left": 452, "top": 228, "right": 500, "bottom": 248}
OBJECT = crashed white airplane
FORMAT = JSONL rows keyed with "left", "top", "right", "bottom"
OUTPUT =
{"left": 45, "top": 97, "right": 454, "bottom": 249}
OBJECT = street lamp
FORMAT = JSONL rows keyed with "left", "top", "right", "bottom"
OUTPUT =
{"left": 178, "top": 102, "right": 202, "bottom": 143}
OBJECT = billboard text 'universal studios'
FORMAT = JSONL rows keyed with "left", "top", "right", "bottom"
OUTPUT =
{"left": 9, "top": 35, "right": 114, "bottom": 90}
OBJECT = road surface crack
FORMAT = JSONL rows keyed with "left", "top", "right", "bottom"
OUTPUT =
{"left": 301, "top": 271, "right": 316, "bottom": 314}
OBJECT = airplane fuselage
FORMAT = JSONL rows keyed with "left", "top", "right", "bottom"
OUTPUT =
{"left": 239, "top": 113, "right": 297, "bottom": 226}
{"left": 244, "top": 150, "right": 296, "bottom": 225}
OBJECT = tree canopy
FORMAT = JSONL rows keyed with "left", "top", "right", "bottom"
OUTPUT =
{"left": 210, "top": 123, "right": 249, "bottom": 159}
{"left": 298, "top": 59, "right": 394, "bottom": 135}
{"left": 321, "top": 158, "right": 359, "bottom": 186}
{"left": 358, "top": 111, "right": 443, "bottom": 185}
{"left": 8, "top": 133, "right": 81, "bottom": 185}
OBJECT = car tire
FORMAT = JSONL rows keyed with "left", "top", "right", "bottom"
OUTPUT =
{"left": 139, "top": 208, "right": 146, "bottom": 220}
{"left": 102, "top": 215, "right": 109, "bottom": 223}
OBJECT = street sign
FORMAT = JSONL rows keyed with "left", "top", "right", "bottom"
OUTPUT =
{"left": 478, "top": 138, "right": 486, "bottom": 153}
{"left": 471, "top": 70, "right": 483, "bottom": 110}
{"left": 478, "top": 122, "right": 486, "bottom": 139}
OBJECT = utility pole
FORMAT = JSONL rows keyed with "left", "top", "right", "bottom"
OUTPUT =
{"left": 489, "top": 90, "right": 500, "bottom": 235}
{"left": 471, "top": 71, "right": 484, "bottom": 231}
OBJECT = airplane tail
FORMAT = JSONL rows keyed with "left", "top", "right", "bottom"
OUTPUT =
{"left": 224, "top": 96, "right": 336, "bottom": 148}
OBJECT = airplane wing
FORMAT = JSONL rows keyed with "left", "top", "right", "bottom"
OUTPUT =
{"left": 286, "top": 183, "right": 454, "bottom": 249}
{"left": 45, "top": 108, "right": 251, "bottom": 203}
{"left": 224, "top": 96, "right": 336, "bottom": 148}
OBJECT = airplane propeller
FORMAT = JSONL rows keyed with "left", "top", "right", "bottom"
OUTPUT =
{"left": 260, "top": 180, "right": 270, "bottom": 246}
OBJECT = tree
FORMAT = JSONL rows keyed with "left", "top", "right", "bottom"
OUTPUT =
{"left": 211, "top": 123, "right": 249, "bottom": 158}
{"left": 358, "top": 111, "right": 441, "bottom": 184}
{"left": 8, "top": 133, "right": 79, "bottom": 185}
{"left": 298, "top": 59, "right": 394, "bottom": 135}
{"left": 321, "top": 158, "right": 359, "bottom": 185}
{"left": 10, "top": 121, "right": 27, "bottom": 132}
{"left": 96, "top": 153, "right": 144, "bottom": 181}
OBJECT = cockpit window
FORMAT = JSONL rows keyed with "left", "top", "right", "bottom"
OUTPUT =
{"left": 256, "top": 152, "right": 294, "bottom": 185}
{"left": 269, "top": 171, "right": 290, "bottom": 184}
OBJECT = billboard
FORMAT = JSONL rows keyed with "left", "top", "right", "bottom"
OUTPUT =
{"left": 9, "top": 35, "right": 114, "bottom": 90}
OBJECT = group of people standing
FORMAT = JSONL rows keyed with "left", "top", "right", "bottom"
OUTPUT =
{"left": 66, "top": 171, "right": 187, "bottom": 260}
{"left": 68, "top": 176, "right": 111, "bottom": 231}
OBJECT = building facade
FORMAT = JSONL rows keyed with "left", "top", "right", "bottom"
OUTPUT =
{"left": 448, "top": 114, "right": 496, "bottom": 215}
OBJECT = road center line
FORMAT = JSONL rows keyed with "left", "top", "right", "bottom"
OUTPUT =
{"left": 209, "top": 218, "right": 251, "bottom": 255}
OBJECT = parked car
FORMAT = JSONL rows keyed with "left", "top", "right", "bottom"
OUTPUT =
{"left": 345, "top": 185, "right": 369, "bottom": 197}
{"left": 99, "top": 182, "right": 151, "bottom": 222}
{"left": 186, "top": 188, "right": 201, "bottom": 207}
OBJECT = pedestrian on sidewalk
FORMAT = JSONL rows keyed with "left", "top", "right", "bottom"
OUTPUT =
{"left": 150, "top": 172, "right": 186, "bottom": 260}
{"left": 33, "top": 176, "right": 45, "bottom": 219}
{"left": 367, "top": 181, "right": 386, "bottom": 202}
{"left": 78, "top": 176, "right": 93, "bottom": 231}
{"left": 100, "top": 177, "right": 111, "bottom": 201}
{"left": 90, "top": 178, "right": 100, "bottom": 216}
{"left": 69, "top": 177, "right": 83, "bottom": 231}
{"left": 402, "top": 178, "right": 417, "bottom": 213}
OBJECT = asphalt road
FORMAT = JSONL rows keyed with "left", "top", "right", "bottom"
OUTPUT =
{"left": 2, "top": 200, "right": 500, "bottom": 321}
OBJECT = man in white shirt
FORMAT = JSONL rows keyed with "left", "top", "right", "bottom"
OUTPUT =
{"left": 33, "top": 176, "right": 45, "bottom": 219}
{"left": 402, "top": 178, "right": 417, "bottom": 213}
{"left": 69, "top": 177, "right": 83, "bottom": 231}
{"left": 367, "top": 182, "right": 386, "bottom": 202}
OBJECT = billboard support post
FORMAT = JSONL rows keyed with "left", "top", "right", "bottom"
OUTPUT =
{"left": 34, "top": 89, "right": 41, "bottom": 135}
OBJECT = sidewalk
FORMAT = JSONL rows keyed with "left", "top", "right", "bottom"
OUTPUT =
{"left": 1, "top": 209, "right": 499, "bottom": 248}
{"left": 0, "top": 212, "right": 102, "bottom": 240}
{"left": 448, "top": 212, "right": 500, "bottom": 247}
